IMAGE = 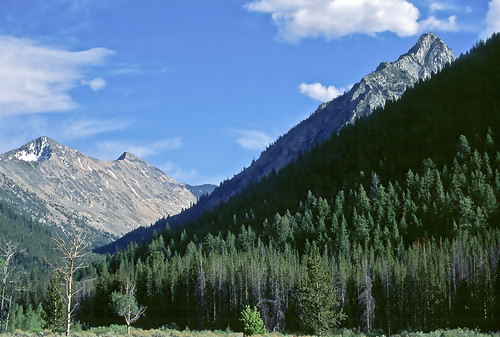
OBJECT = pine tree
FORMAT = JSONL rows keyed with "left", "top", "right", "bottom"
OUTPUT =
{"left": 42, "top": 273, "right": 66, "bottom": 333}
{"left": 298, "top": 251, "right": 345, "bottom": 336}
{"left": 240, "top": 305, "right": 266, "bottom": 336}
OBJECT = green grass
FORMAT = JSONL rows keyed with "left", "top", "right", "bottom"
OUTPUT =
{"left": 1, "top": 327, "right": 499, "bottom": 337}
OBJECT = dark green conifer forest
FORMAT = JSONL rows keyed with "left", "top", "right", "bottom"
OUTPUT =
{"left": 1, "top": 34, "right": 500, "bottom": 335}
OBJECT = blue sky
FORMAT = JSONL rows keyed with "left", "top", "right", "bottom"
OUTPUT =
{"left": 0, "top": 0, "right": 498, "bottom": 185}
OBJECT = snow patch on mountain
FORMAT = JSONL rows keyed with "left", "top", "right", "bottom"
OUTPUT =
{"left": 14, "top": 136, "right": 52, "bottom": 162}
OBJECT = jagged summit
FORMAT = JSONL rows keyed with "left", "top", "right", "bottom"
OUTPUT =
{"left": 404, "top": 33, "right": 447, "bottom": 60}
{"left": 396, "top": 32, "right": 455, "bottom": 79}
{"left": 117, "top": 152, "right": 142, "bottom": 162}
{"left": 343, "top": 33, "right": 455, "bottom": 123}
{"left": 13, "top": 136, "right": 54, "bottom": 162}
{"left": 10, "top": 138, "right": 145, "bottom": 166}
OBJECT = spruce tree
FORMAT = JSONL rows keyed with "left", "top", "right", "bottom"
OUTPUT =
{"left": 42, "top": 273, "right": 66, "bottom": 333}
{"left": 298, "top": 251, "right": 345, "bottom": 336}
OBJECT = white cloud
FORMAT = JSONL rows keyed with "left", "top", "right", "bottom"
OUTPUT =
{"left": 299, "top": 82, "right": 347, "bottom": 101}
{"left": 81, "top": 77, "right": 106, "bottom": 91}
{"left": 0, "top": 35, "right": 113, "bottom": 115}
{"left": 481, "top": 0, "right": 500, "bottom": 39}
{"left": 233, "top": 129, "right": 272, "bottom": 150}
{"left": 420, "top": 15, "right": 458, "bottom": 31}
{"left": 61, "top": 119, "right": 131, "bottom": 139}
{"left": 244, "top": 0, "right": 465, "bottom": 41}
{"left": 93, "top": 137, "right": 183, "bottom": 160}
{"left": 244, "top": 0, "right": 421, "bottom": 42}
{"left": 430, "top": 3, "right": 445, "bottom": 12}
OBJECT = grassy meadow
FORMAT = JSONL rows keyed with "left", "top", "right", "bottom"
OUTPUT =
{"left": 0, "top": 326, "right": 498, "bottom": 337}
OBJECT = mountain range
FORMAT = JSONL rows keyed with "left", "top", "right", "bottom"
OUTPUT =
{"left": 0, "top": 137, "right": 211, "bottom": 244}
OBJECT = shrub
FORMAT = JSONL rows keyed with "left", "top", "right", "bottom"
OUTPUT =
{"left": 240, "top": 305, "right": 266, "bottom": 336}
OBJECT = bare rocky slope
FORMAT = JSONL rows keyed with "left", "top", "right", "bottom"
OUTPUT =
{"left": 0, "top": 136, "right": 197, "bottom": 243}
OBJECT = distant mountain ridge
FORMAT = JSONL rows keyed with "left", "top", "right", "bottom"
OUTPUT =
{"left": 184, "top": 184, "right": 217, "bottom": 199}
{"left": 96, "top": 33, "right": 457, "bottom": 252}
{"left": 0, "top": 136, "right": 197, "bottom": 242}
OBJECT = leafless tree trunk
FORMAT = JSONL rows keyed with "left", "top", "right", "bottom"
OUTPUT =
{"left": 358, "top": 258, "right": 375, "bottom": 332}
{"left": 197, "top": 256, "right": 206, "bottom": 324}
{"left": 50, "top": 228, "right": 90, "bottom": 336}
{"left": 0, "top": 240, "right": 23, "bottom": 333}
{"left": 3, "top": 286, "right": 14, "bottom": 332}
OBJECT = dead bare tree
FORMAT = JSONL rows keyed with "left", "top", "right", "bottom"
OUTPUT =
{"left": 358, "top": 258, "right": 375, "bottom": 333}
{"left": 0, "top": 240, "right": 24, "bottom": 333}
{"left": 50, "top": 228, "right": 90, "bottom": 336}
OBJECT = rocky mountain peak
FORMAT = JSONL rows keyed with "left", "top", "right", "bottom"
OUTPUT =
{"left": 345, "top": 33, "right": 455, "bottom": 123}
{"left": 407, "top": 32, "right": 441, "bottom": 54}
{"left": 397, "top": 32, "right": 455, "bottom": 79}
{"left": 13, "top": 136, "right": 53, "bottom": 162}
{"left": 117, "top": 152, "right": 142, "bottom": 162}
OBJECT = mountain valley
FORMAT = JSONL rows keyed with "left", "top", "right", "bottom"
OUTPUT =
{"left": 1, "top": 31, "right": 500, "bottom": 335}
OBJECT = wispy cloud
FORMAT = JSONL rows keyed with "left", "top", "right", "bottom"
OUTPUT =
{"left": 61, "top": 119, "right": 131, "bottom": 139}
{"left": 0, "top": 115, "right": 132, "bottom": 154}
{"left": 233, "top": 129, "right": 272, "bottom": 150}
{"left": 244, "top": 0, "right": 462, "bottom": 42}
{"left": 299, "top": 82, "right": 347, "bottom": 102}
{"left": 429, "top": 2, "right": 472, "bottom": 15}
{"left": 0, "top": 35, "right": 113, "bottom": 115}
{"left": 92, "top": 137, "right": 183, "bottom": 160}
{"left": 161, "top": 161, "right": 198, "bottom": 182}
{"left": 430, "top": 3, "right": 446, "bottom": 13}
{"left": 81, "top": 77, "right": 106, "bottom": 91}
{"left": 481, "top": 0, "right": 500, "bottom": 39}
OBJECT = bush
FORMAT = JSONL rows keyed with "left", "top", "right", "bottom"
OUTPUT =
{"left": 240, "top": 305, "right": 266, "bottom": 336}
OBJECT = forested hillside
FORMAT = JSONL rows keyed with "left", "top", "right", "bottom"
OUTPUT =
{"left": 74, "top": 33, "right": 500, "bottom": 334}
{"left": 0, "top": 199, "right": 60, "bottom": 322}
{"left": 0, "top": 201, "right": 56, "bottom": 274}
